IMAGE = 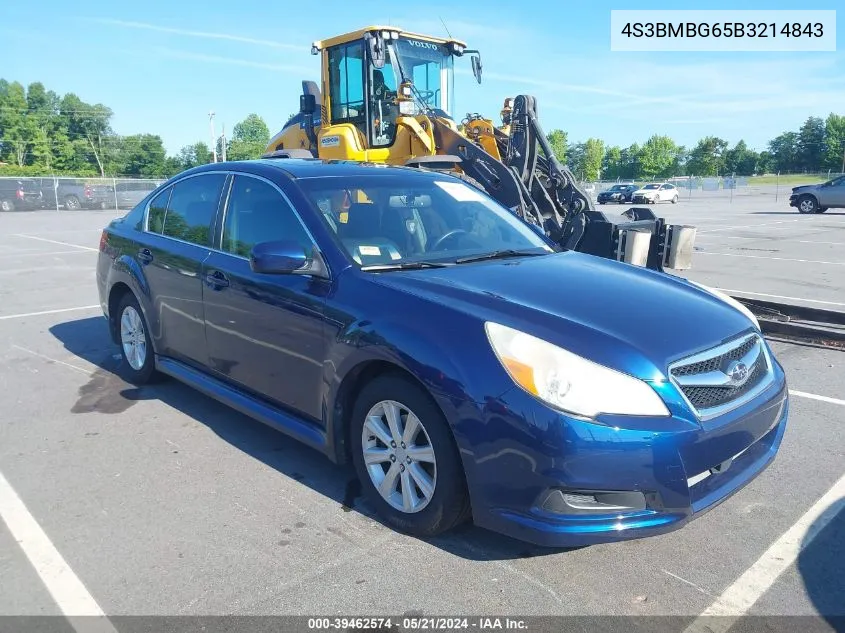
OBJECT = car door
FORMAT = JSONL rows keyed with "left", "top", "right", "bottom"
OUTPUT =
{"left": 202, "top": 173, "right": 329, "bottom": 421}
{"left": 819, "top": 176, "right": 845, "bottom": 207}
{"left": 141, "top": 172, "right": 228, "bottom": 367}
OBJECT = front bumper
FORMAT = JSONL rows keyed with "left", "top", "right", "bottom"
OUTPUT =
{"left": 462, "top": 360, "right": 789, "bottom": 548}
{"left": 633, "top": 195, "right": 656, "bottom": 204}
{"left": 789, "top": 195, "right": 798, "bottom": 207}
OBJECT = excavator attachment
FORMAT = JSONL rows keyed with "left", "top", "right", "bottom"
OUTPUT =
{"left": 428, "top": 95, "right": 697, "bottom": 273}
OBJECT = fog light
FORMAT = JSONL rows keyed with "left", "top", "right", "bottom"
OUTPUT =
{"left": 541, "top": 489, "right": 647, "bottom": 515}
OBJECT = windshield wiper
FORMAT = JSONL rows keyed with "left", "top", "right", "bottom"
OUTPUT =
{"left": 455, "top": 249, "right": 550, "bottom": 264}
{"left": 361, "top": 261, "right": 453, "bottom": 272}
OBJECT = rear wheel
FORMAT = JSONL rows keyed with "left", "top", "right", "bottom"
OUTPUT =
{"left": 350, "top": 374, "right": 470, "bottom": 537}
{"left": 797, "top": 195, "right": 818, "bottom": 214}
{"left": 116, "top": 293, "right": 159, "bottom": 385}
{"left": 64, "top": 195, "right": 81, "bottom": 210}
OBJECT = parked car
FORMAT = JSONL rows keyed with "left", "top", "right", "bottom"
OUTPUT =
{"left": 632, "top": 182, "right": 680, "bottom": 204}
{"left": 37, "top": 178, "right": 114, "bottom": 210}
{"left": 115, "top": 180, "right": 163, "bottom": 209}
{"left": 97, "top": 159, "right": 788, "bottom": 547}
{"left": 0, "top": 178, "right": 42, "bottom": 211}
{"left": 597, "top": 183, "right": 638, "bottom": 204}
{"left": 789, "top": 175, "right": 845, "bottom": 214}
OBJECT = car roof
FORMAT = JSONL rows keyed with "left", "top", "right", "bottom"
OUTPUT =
{"left": 185, "top": 158, "right": 445, "bottom": 182}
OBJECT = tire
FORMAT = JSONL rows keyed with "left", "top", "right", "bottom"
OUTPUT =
{"left": 350, "top": 374, "right": 470, "bottom": 537}
{"left": 0, "top": 198, "right": 14, "bottom": 212}
{"left": 64, "top": 195, "right": 81, "bottom": 210}
{"left": 671, "top": 195, "right": 679, "bottom": 204}
{"left": 598, "top": 201, "right": 606, "bottom": 205}
{"left": 816, "top": 207, "right": 827, "bottom": 214}
{"left": 115, "top": 292, "right": 159, "bottom": 385}
{"left": 797, "top": 195, "right": 818, "bottom": 214}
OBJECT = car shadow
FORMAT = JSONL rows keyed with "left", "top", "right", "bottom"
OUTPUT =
{"left": 798, "top": 500, "right": 845, "bottom": 625}
{"left": 49, "top": 316, "right": 577, "bottom": 561}
{"left": 750, "top": 211, "right": 845, "bottom": 216}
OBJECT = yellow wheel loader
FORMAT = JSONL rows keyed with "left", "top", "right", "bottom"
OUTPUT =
{"left": 265, "top": 25, "right": 698, "bottom": 273}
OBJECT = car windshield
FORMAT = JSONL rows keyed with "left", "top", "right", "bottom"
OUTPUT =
{"left": 608, "top": 185, "right": 626, "bottom": 191}
{"left": 643, "top": 184, "right": 660, "bottom": 190}
{"left": 297, "top": 175, "right": 554, "bottom": 268}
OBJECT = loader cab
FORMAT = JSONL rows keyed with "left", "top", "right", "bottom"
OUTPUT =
{"left": 312, "top": 27, "right": 479, "bottom": 157}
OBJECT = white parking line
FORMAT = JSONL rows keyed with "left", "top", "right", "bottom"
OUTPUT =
{"left": 789, "top": 390, "right": 845, "bottom": 407}
{"left": 0, "top": 470, "right": 117, "bottom": 629}
{"left": 0, "top": 250, "right": 95, "bottom": 259}
{"left": 11, "top": 234, "right": 97, "bottom": 252}
{"left": 698, "top": 252, "right": 845, "bottom": 266}
{"left": 713, "top": 289, "right": 845, "bottom": 308}
{"left": 697, "top": 220, "right": 802, "bottom": 234}
{"left": 11, "top": 345, "right": 90, "bottom": 375}
{"left": 684, "top": 471, "right": 845, "bottom": 632}
{"left": 0, "top": 305, "right": 101, "bottom": 321}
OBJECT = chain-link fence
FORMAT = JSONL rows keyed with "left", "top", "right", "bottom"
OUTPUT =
{"left": 582, "top": 172, "right": 845, "bottom": 202}
{"left": 0, "top": 176, "right": 165, "bottom": 212}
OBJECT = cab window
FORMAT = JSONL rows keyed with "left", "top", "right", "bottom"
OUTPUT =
{"left": 328, "top": 42, "right": 365, "bottom": 131}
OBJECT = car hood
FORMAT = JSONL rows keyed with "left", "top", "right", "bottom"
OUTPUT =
{"left": 633, "top": 188, "right": 658, "bottom": 195}
{"left": 370, "top": 253, "right": 754, "bottom": 379}
{"left": 599, "top": 190, "right": 624, "bottom": 196}
{"left": 791, "top": 185, "right": 817, "bottom": 193}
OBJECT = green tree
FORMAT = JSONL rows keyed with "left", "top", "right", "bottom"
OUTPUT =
{"left": 115, "top": 134, "right": 168, "bottom": 176}
{"left": 545, "top": 129, "right": 567, "bottom": 163}
{"left": 767, "top": 132, "right": 799, "bottom": 173}
{"left": 823, "top": 113, "right": 845, "bottom": 172}
{"left": 580, "top": 138, "right": 604, "bottom": 181}
{"left": 723, "top": 140, "right": 760, "bottom": 176}
{"left": 796, "top": 116, "right": 826, "bottom": 172}
{"left": 638, "top": 135, "right": 678, "bottom": 179}
{"left": 686, "top": 136, "right": 729, "bottom": 176}
{"left": 60, "top": 93, "right": 114, "bottom": 176}
{"left": 621, "top": 143, "right": 641, "bottom": 179}
{"left": 178, "top": 141, "right": 212, "bottom": 169}
{"left": 602, "top": 145, "right": 623, "bottom": 180}
{"left": 227, "top": 113, "right": 270, "bottom": 161}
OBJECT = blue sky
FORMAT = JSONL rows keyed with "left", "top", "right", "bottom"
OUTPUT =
{"left": 2, "top": 0, "right": 843, "bottom": 155}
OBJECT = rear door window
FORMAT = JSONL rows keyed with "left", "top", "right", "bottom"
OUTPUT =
{"left": 161, "top": 174, "right": 227, "bottom": 246}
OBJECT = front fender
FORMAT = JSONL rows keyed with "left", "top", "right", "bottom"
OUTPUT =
{"left": 323, "top": 313, "right": 492, "bottom": 504}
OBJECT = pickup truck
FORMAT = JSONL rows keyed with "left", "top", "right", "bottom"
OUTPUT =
{"left": 0, "top": 178, "right": 42, "bottom": 211}
{"left": 37, "top": 178, "right": 115, "bottom": 210}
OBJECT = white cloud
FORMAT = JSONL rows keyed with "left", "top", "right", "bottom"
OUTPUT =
{"left": 151, "top": 47, "right": 313, "bottom": 75}
{"left": 96, "top": 18, "right": 307, "bottom": 51}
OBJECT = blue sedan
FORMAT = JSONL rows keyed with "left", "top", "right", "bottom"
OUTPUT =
{"left": 96, "top": 159, "right": 789, "bottom": 547}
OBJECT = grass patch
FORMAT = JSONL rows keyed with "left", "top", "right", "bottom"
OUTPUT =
{"left": 748, "top": 174, "right": 828, "bottom": 186}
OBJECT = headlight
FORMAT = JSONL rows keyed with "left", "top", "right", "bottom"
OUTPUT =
{"left": 485, "top": 322, "right": 670, "bottom": 419}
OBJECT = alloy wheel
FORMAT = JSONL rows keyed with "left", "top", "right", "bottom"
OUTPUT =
{"left": 120, "top": 305, "right": 147, "bottom": 371}
{"left": 361, "top": 399, "right": 437, "bottom": 513}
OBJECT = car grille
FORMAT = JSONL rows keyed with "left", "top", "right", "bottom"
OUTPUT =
{"left": 669, "top": 333, "right": 772, "bottom": 419}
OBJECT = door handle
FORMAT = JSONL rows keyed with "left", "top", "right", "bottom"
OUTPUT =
{"left": 137, "top": 248, "right": 153, "bottom": 264}
{"left": 205, "top": 270, "right": 230, "bottom": 289}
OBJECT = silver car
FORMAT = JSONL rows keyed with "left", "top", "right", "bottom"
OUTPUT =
{"left": 789, "top": 175, "right": 845, "bottom": 214}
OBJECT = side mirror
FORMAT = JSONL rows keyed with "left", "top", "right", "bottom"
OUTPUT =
{"left": 250, "top": 240, "right": 310, "bottom": 274}
{"left": 471, "top": 54, "right": 482, "bottom": 84}
{"left": 300, "top": 93, "right": 316, "bottom": 115}
{"left": 365, "top": 32, "right": 386, "bottom": 70}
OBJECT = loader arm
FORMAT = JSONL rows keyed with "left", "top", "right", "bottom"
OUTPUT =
{"left": 433, "top": 95, "right": 697, "bottom": 273}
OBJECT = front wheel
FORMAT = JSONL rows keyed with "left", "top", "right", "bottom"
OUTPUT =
{"left": 351, "top": 375, "right": 470, "bottom": 537}
{"left": 64, "top": 195, "right": 81, "bottom": 210}
{"left": 797, "top": 195, "right": 818, "bottom": 214}
{"left": 816, "top": 207, "right": 827, "bottom": 214}
{"left": 671, "top": 195, "right": 679, "bottom": 204}
{"left": 0, "top": 198, "right": 14, "bottom": 212}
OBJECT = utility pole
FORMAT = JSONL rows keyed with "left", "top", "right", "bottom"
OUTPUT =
{"left": 209, "top": 111, "right": 217, "bottom": 163}
{"left": 841, "top": 141, "right": 844, "bottom": 175}
{"left": 221, "top": 124, "right": 227, "bottom": 162}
